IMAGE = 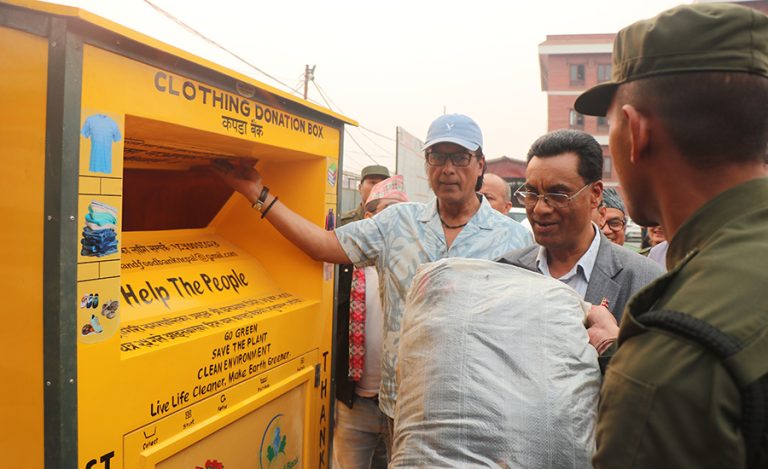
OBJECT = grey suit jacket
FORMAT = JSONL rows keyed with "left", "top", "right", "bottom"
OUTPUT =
{"left": 498, "top": 233, "right": 664, "bottom": 321}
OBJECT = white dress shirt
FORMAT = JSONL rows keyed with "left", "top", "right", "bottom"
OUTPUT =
{"left": 535, "top": 224, "right": 601, "bottom": 298}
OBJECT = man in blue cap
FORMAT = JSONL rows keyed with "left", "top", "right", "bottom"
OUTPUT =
{"left": 578, "top": 4, "right": 768, "bottom": 467}
{"left": 213, "top": 113, "right": 531, "bottom": 462}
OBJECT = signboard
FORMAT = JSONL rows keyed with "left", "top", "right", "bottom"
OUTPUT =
{"left": 395, "top": 126, "right": 432, "bottom": 203}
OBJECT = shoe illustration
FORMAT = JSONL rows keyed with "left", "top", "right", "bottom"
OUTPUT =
{"left": 90, "top": 314, "right": 103, "bottom": 333}
{"left": 101, "top": 300, "right": 118, "bottom": 319}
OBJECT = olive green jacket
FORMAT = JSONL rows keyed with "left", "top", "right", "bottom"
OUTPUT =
{"left": 594, "top": 178, "right": 768, "bottom": 468}
{"left": 338, "top": 205, "right": 364, "bottom": 228}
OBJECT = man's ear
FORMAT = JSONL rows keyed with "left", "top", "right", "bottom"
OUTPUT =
{"left": 590, "top": 180, "right": 604, "bottom": 210}
{"left": 623, "top": 104, "right": 651, "bottom": 164}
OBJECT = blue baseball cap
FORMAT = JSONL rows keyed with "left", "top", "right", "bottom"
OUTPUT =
{"left": 423, "top": 114, "right": 483, "bottom": 152}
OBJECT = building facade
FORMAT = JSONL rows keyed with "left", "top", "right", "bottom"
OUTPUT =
{"left": 538, "top": 1, "right": 768, "bottom": 190}
{"left": 538, "top": 33, "right": 617, "bottom": 185}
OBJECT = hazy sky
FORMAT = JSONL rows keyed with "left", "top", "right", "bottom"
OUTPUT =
{"left": 53, "top": 0, "right": 687, "bottom": 173}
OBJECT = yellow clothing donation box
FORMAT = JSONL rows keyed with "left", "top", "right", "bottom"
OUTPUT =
{"left": 0, "top": 2, "right": 353, "bottom": 468}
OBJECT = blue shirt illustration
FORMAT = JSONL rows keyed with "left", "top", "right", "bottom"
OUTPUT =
{"left": 81, "top": 114, "right": 121, "bottom": 174}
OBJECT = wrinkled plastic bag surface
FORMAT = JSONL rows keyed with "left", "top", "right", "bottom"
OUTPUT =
{"left": 391, "top": 258, "right": 600, "bottom": 469}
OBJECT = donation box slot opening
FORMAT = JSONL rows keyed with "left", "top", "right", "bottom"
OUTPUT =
{"left": 122, "top": 115, "right": 242, "bottom": 232}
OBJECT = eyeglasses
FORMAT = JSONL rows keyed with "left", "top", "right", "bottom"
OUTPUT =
{"left": 602, "top": 218, "right": 626, "bottom": 231}
{"left": 425, "top": 151, "right": 475, "bottom": 167}
{"left": 514, "top": 183, "right": 592, "bottom": 209}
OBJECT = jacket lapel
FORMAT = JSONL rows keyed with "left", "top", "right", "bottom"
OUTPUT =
{"left": 585, "top": 234, "right": 622, "bottom": 309}
{"left": 497, "top": 245, "right": 539, "bottom": 269}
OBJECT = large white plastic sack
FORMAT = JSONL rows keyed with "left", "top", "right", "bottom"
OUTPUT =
{"left": 391, "top": 258, "right": 600, "bottom": 469}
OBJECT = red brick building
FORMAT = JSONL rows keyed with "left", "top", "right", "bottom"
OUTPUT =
{"left": 538, "top": 33, "right": 617, "bottom": 185}
{"left": 484, "top": 157, "right": 527, "bottom": 206}
{"left": 537, "top": 1, "right": 768, "bottom": 192}
{"left": 485, "top": 156, "right": 526, "bottom": 180}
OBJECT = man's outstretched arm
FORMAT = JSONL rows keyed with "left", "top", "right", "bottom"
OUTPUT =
{"left": 213, "top": 159, "right": 351, "bottom": 264}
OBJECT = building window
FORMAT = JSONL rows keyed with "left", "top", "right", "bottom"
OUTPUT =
{"left": 569, "top": 109, "right": 584, "bottom": 129}
{"left": 570, "top": 64, "right": 585, "bottom": 85}
{"left": 597, "top": 64, "right": 612, "bottom": 83}
{"left": 603, "top": 156, "right": 612, "bottom": 179}
{"left": 597, "top": 116, "right": 609, "bottom": 132}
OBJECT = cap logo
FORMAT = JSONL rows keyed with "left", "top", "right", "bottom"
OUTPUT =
{"left": 422, "top": 113, "right": 482, "bottom": 151}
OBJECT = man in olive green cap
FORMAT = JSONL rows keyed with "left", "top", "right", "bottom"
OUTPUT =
{"left": 338, "top": 165, "right": 391, "bottom": 227}
{"left": 577, "top": 3, "right": 768, "bottom": 467}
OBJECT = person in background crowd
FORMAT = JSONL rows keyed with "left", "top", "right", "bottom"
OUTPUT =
{"left": 479, "top": 173, "right": 513, "bottom": 214}
{"left": 578, "top": 4, "right": 768, "bottom": 466}
{"left": 639, "top": 224, "right": 665, "bottom": 256}
{"left": 334, "top": 176, "right": 408, "bottom": 469}
{"left": 334, "top": 163, "right": 390, "bottom": 462}
{"left": 600, "top": 188, "right": 627, "bottom": 245}
{"left": 213, "top": 113, "right": 531, "bottom": 461}
{"left": 641, "top": 225, "right": 667, "bottom": 267}
{"left": 334, "top": 164, "right": 392, "bottom": 466}
{"left": 647, "top": 225, "right": 665, "bottom": 246}
{"left": 499, "top": 129, "right": 662, "bottom": 322}
{"left": 338, "top": 165, "right": 390, "bottom": 226}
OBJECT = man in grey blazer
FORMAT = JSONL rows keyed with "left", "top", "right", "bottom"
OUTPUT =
{"left": 499, "top": 130, "right": 663, "bottom": 321}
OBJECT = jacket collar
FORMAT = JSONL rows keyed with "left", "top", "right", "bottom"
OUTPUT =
{"left": 667, "top": 177, "right": 768, "bottom": 267}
